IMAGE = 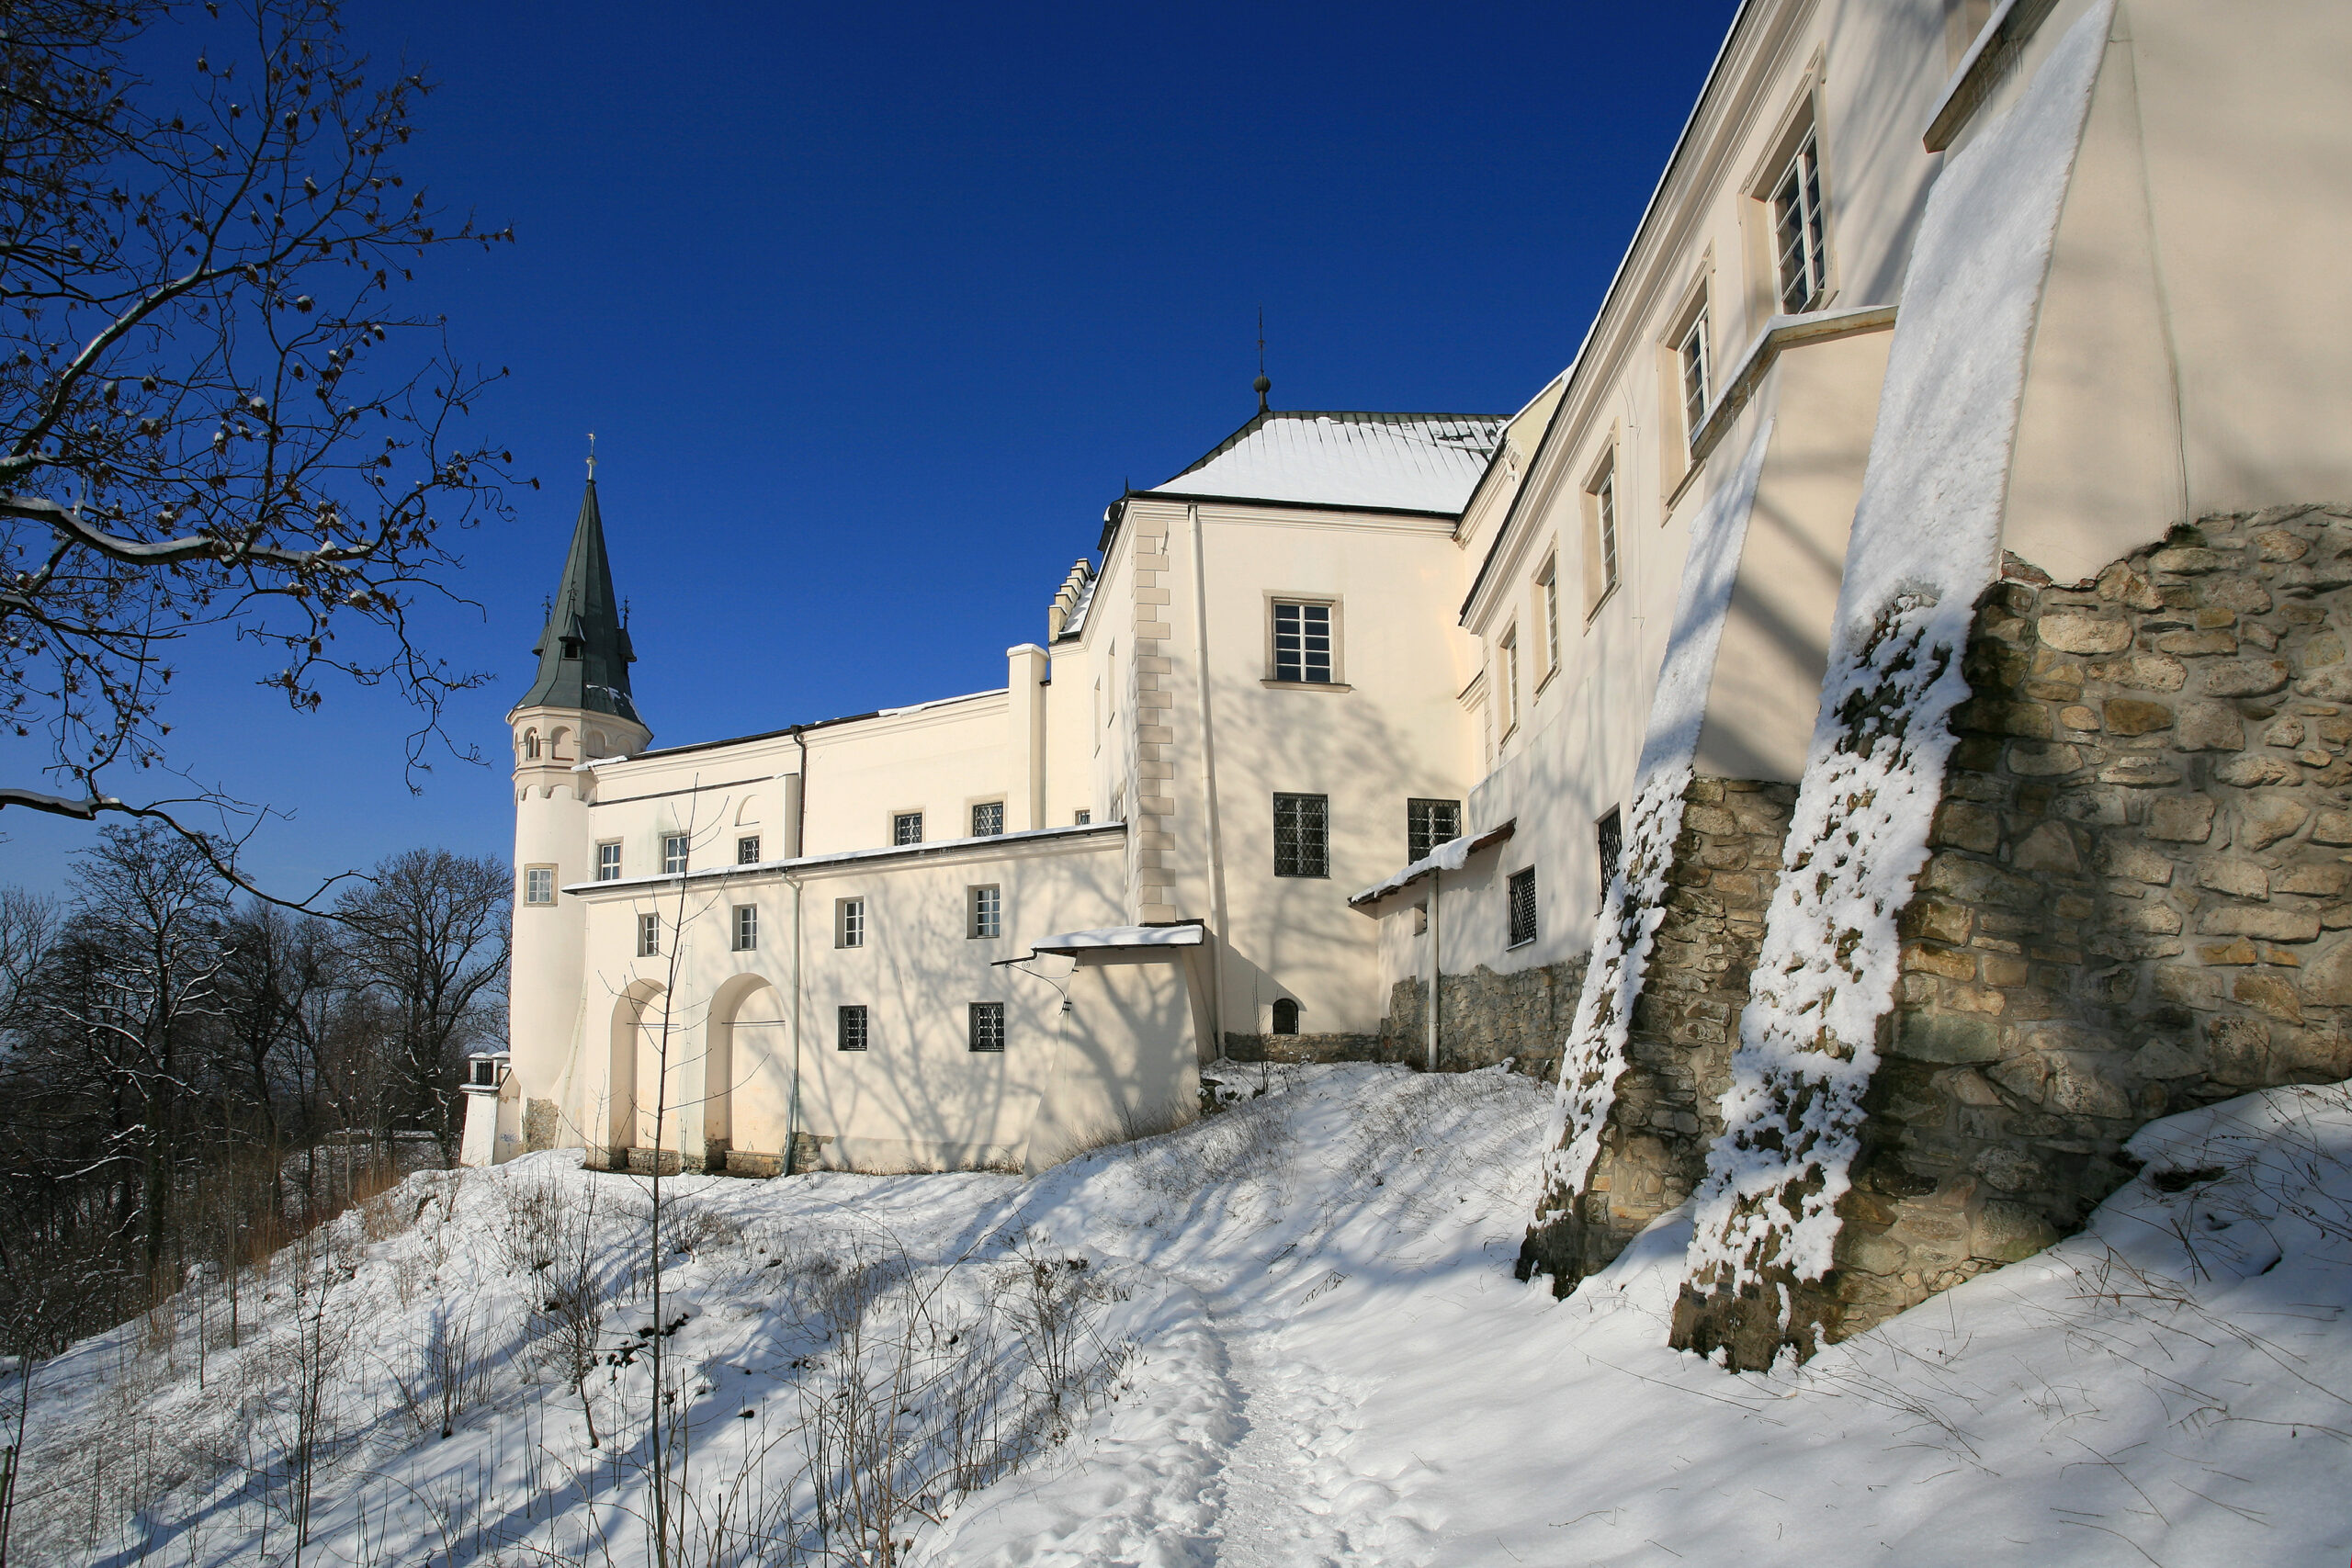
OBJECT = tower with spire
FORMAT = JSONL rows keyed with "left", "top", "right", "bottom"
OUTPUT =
{"left": 503, "top": 464, "right": 650, "bottom": 1156}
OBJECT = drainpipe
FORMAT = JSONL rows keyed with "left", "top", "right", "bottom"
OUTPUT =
{"left": 1188, "top": 502, "right": 1230, "bottom": 1056}
{"left": 1426, "top": 871, "right": 1441, "bottom": 1073}
{"left": 784, "top": 873, "right": 805, "bottom": 1174}
{"left": 792, "top": 726, "right": 809, "bottom": 858}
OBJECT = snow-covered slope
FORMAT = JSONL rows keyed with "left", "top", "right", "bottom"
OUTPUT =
{"left": 14, "top": 1066, "right": 2346, "bottom": 1565}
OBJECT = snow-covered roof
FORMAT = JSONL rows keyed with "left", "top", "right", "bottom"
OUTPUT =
{"left": 1149, "top": 411, "right": 1506, "bottom": 515}
{"left": 1056, "top": 571, "right": 1098, "bottom": 641}
{"left": 1029, "top": 922, "right": 1204, "bottom": 954}
{"left": 1348, "top": 821, "right": 1516, "bottom": 909}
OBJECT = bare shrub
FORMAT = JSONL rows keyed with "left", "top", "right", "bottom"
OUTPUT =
{"left": 389, "top": 1301, "right": 499, "bottom": 1442}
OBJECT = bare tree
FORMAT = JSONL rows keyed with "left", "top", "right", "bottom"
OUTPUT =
{"left": 0, "top": 0, "right": 518, "bottom": 897}
{"left": 334, "top": 847, "right": 506, "bottom": 1160}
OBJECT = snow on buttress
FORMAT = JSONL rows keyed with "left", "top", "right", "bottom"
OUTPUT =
{"left": 1682, "top": 3, "right": 2115, "bottom": 1311}
{"left": 1535, "top": 417, "right": 1774, "bottom": 1206}
{"left": 18, "top": 1068, "right": 2346, "bottom": 1565}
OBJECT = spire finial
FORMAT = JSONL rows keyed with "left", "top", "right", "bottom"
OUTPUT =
{"left": 585, "top": 431, "right": 598, "bottom": 481}
{"left": 1252, "top": 307, "right": 1271, "bottom": 413}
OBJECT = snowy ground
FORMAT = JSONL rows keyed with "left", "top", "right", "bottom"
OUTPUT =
{"left": 13, "top": 1063, "right": 2346, "bottom": 1566}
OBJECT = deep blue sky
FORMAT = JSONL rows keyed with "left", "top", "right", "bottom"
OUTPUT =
{"left": 6, "top": 1, "right": 1739, "bottom": 898}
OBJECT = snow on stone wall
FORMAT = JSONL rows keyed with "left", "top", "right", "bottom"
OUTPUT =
{"left": 1677, "top": 2, "right": 2116, "bottom": 1341}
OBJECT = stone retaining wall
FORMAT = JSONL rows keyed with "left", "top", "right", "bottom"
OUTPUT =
{"left": 1521, "top": 778, "right": 1794, "bottom": 1292}
{"left": 1681, "top": 506, "right": 2352, "bottom": 1363}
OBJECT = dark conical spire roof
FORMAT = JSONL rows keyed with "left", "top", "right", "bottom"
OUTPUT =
{"left": 518, "top": 479, "right": 639, "bottom": 721}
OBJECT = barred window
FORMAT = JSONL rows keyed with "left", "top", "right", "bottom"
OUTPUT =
{"left": 1773, "top": 131, "right": 1828, "bottom": 314}
{"left": 1507, "top": 867, "right": 1538, "bottom": 949}
{"left": 836, "top": 897, "right": 865, "bottom": 949}
{"left": 1597, "top": 808, "right": 1624, "bottom": 908}
{"left": 892, "top": 811, "right": 924, "bottom": 846}
{"left": 1407, "top": 798, "right": 1462, "bottom": 864}
{"left": 638, "top": 912, "right": 660, "bottom": 957}
{"left": 972, "top": 801, "right": 1005, "bottom": 837}
{"left": 737, "top": 835, "right": 761, "bottom": 865}
{"left": 968, "top": 1001, "right": 1005, "bottom": 1053}
{"left": 1273, "top": 793, "right": 1329, "bottom": 878}
{"left": 524, "top": 866, "right": 555, "bottom": 906}
{"left": 838, "top": 1004, "right": 869, "bottom": 1053}
{"left": 597, "top": 842, "right": 622, "bottom": 882}
{"left": 968, "top": 884, "right": 1001, "bottom": 940}
{"left": 732, "top": 905, "right": 758, "bottom": 952}
{"left": 1272, "top": 601, "right": 1334, "bottom": 683}
{"left": 662, "top": 834, "right": 689, "bottom": 875}
{"left": 1679, "top": 303, "right": 1713, "bottom": 448}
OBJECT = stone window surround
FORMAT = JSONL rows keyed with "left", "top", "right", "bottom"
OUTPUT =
{"left": 835, "top": 896, "right": 865, "bottom": 949}
{"left": 524, "top": 864, "right": 556, "bottom": 906}
{"left": 1262, "top": 592, "right": 1350, "bottom": 690}
{"left": 967, "top": 883, "right": 1002, "bottom": 941}
{"left": 596, "top": 840, "right": 622, "bottom": 881}
{"left": 731, "top": 904, "right": 758, "bottom": 952}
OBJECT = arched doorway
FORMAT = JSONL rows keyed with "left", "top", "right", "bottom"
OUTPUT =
{"left": 707, "top": 973, "right": 787, "bottom": 1174}
{"left": 606, "top": 980, "right": 664, "bottom": 1168}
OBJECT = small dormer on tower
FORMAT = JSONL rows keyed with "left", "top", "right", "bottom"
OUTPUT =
{"left": 511, "top": 472, "right": 650, "bottom": 769}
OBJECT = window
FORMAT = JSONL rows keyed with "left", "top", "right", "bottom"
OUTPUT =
{"left": 1498, "top": 626, "right": 1521, "bottom": 735}
{"left": 1584, "top": 458, "right": 1620, "bottom": 613}
{"left": 838, "top": 1004, "right": 869, "bottom": 1053}
{"left": 1074, "top": 809, "right": 1091, "bottom": 825}
{"left": 1271, "top": 998, "right": 1299, "bottom": 1035}
{"left": 1407, "top": 798, "right": 1462, "bottom": 863}
{"left": 1272, "top": 600, "right": 1334, "bottom": 683}
{"left": 1273, "top": 793, "right": 1329, "bottom": 878}
{"left": 1507, "top": 867, "right": 1539, "bottom": 950}
{"left": 968, "top": 884, "right": 1002, "bottom": 940}
{"left": 1679, "top": 303, "right": 1712, "bottom": 449}
{"left": 737, "top": 835, "right": 761, "bottom": 865}
{"left": 597, "top": 842, "right": 622, "bottom": 882}
{"left": 1538, "top": 554, "right": 1562, "bottom": 679}
{"left": 968, "top": 1001, "right": 1005, "bottom": 1054}
{"left": 523, "top": 730, "right": 540, "bottom": 761}
{"left": 1772, "top": 131, "right": 1828, "bottom": 314}
{"left": 836, "top": 897, "right": 865, "bottom": 949}
{"left": 638, "top": 912, "right": 660, "bottom": 957}
{"left": 1596, "top": 808, "right": 1624, "bottom": 908}
{"left": 470, "top": 1057, "right": 499, "bottom": 1088}
{"left": 524, "top": 866, "right": 555, "bottom": 906}
{"left": 732, "top": 905, "right": 758, "bottom": 952}
{"left": 662, "top": 834, "right": 689, "bottom": 875}
{"left": 971, "top": 801, "right": 1005, "bottom": 838}
{"left": 892, "top": 811, "right": 923, "bottom": 846}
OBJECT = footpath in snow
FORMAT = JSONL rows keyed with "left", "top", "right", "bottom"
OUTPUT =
{"left": 12, "top": 1063, "right": 2348, "bottom": 1566}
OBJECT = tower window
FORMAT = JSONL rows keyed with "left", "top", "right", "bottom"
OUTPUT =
{"left": 1272, "top": 600, "right": 1335, "bottom": 683}
{"left": 1271, "top": 998, "right": 1300, "bottom": 1036}
{"left": 1772, "top": 130, "right": 1829, "bottom": 314}
{"left": 662, "top": 834, "right": 689, "bottom": 875}
{"left": 1407, "top": 799, "right": 1462, "bottom": 864}
{"left": 732, "top": 905, "right": 758, "bottom": 952}
{"left": 737, "top": 835, "right": 761, "bottom": 865}
{"left": 972, "top": 801, "right": 1005, "bottom": 838}
{"left": 968, "top": 1001, "right": 1006, "bottom": 1054}
{"left": 524, "top": 866, "right": 555, "bottom": 906}
{"left": 836, "top": 897, "right": 865, "bottom": 949}
{"left": 638, "top": 912, "right": 660, "bottom": 957}
{"left": 523, "top": 730, "right": 541, "bottom": 761}
{"left": 968, "top": 885, "right": 1002, "bottom": 940}
{"left": 838, "top": 1005, "right": 869, "bottom": 1053}
{"left": 1273, "top": 793, "right": 1329, "bottom": 878}
{"left": 893, "top": 811, "right": 924, "bottom": 846}
{"left": 1507, "top": 867, "right": 1539, "bottom": 950}
{"left": 597, "top": 842, "right": 621, "bottom": 882}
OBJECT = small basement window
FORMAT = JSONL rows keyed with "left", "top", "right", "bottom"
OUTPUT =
{"left": 1271, "top": 998, "right": 1300, "bottom": 1036}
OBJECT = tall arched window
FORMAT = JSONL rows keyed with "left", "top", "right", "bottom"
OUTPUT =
{"left": 1271, "top": 998, "right": 1300, "bottom": 1036}
{"left": 523, "top": 729, "right": 541, "bottom": 761}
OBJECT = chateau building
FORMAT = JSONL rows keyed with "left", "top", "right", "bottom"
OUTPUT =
{"left": 477, "top": 0, "right": 2352, "bottom": 1370}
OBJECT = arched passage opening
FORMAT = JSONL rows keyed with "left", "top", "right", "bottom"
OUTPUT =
{"left": 606, "top": 979, "right": 664, "bottom": 1168}
{"left": 707, "top": 972, "right": 788, "bottom": 1173}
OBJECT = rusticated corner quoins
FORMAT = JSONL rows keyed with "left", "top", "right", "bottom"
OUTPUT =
{"left": 1835, "top": 505, "right": 2352, "bottom": 1339}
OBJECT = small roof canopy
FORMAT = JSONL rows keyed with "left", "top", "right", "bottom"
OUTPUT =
{"left": 1348, "top": 821, "right": 1517, "bottom": 911}
{"left": 997, "top": 920, "right": 1205, "bottom": 964}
